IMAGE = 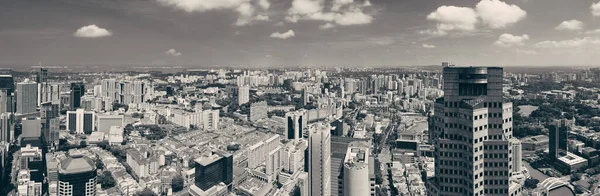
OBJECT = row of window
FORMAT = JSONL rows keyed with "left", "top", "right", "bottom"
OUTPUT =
{"left": 484, "top": 171, "right": 509, "bottom": 177}
{"left": 485, "top": 188, "right": 508, "bottom": 194}
{"left": 484, "top": 179, "right": 509, "bottom": 185}
{"left": 444, "top": 101, "right": 505, "bottom": 109}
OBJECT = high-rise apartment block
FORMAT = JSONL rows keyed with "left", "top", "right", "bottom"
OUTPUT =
{"left": 237, "top": 85, "right": 249, "bottom": 106}
{"left": 429, "top": 67, "right": 521, "bottom": 196}
{"left": 16, "top": 82, "right": 38, "bottom": 114}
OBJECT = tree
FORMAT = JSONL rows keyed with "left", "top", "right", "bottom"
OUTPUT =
{"left": 135, "top": 188, "right": 157, "bottom": 196}
{"left": 524, "top": 178, "right": 539, "bottom": 189}
{"left": 98, "top": 171, "right": 116, "bottom": 189}
{"left": 570, "top": 173, "right": 582, "bottom": 182}
{"left": 171, "top": 175, "right": 184, "bottom": 192}
{"left": 96, "top": 160, "right": 105, "bottom": 170}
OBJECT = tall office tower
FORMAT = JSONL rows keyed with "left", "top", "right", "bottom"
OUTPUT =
{"left": 307, "top": 123, "right": 332, "bottom": 196}
{"left": 429, "top": 67, "right": 518, "bottom": 196}
{"left": 58, "top": 150, "right": 97, "bottom": 196}
{"left": 41, "top": 102, "right": 54, "bottom": 145}
{"left": 297, "top": 172, "right": 310, "bottom": 196}
{"left": 510, "top": 138, "right": 522, "bottom": 174}
{"left": 201, "top": 109, "right": 220, "bottom": 130}
{"left": 237, "top": 85, "right": 249, "bottom": 106}
{"left": 193, "top": 150, "right": 233, "bottom": 191}
{"left": 286, "top": 111, "right": 304, "bottom": 141}
{"left": 69, "top": 82, "right": 85, "bottom": 110}
{"left": 302, "top": 86, "right": 309, "bottom": 106}
{"left": 16, "top": 82, "right": 38, "bottom": 114}
{"left": 66, "top": 109, "right": 95, "bottom": 134}
{"left": 37, "top": 68, "right": 48, "bottom": 106}
{"left": 342, "top": 141, "right": 370, "bottom": 196}
{"left": 0, "top": 69, "right": 15, "bottom": 142}
{"left": 20, "top": 144, "right": 44, "bottom": 182}
{"left": 549, "top": 119, "right": 569, "bottom": 160}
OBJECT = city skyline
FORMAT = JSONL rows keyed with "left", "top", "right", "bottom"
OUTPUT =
{"left": 1, "top": 0, "right": 600, "bottom": 67}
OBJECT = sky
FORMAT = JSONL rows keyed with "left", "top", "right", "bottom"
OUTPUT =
{"left": 1, "top": 0, "right": 600, "bottom": 67}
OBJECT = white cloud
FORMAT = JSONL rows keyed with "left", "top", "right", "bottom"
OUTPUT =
{"left": 333, "top": 8, "right": 373, "bottom": 25}
{"left": 270, "top": 30, "right": 295, "bottom": 39}
{"left": 494, "top": 33, "right": 529, "bottom": 47}
{"left": 422, "top": 44, "right": 436, "bottom": 48}
{"left": 426, "top": 6, "right": 478, "bottom": 33}
{"left": 73, "top": 24, "right": 112, "bottom": 38}
{"left": 157, "top": 0, "right": 270, "bottom": 26}
{"left": 535, "top": 37, "right": 600, "bottom": 48}
{"left": 258, "top": 0, "right": 270, "bottom": 10}
{"left": 332, "top": 0, "right": 353, "bottom": 11}
{"left": 286, "top": 0, "right": 374, "bottom": 26}
{"left": 165, "top": 49, "right": 182, "bottom": 56}
{"left": 288, "top": 0, "right": 323, "bottom": 16}
{"left": 475, "top": 0, "right": 526, "bottom": 29}
{"left": 516, "top": 49, "right": 537, "bottom": 55}
{"left": 418, "top": 29, "right": 447, "bottom": 36}
{"left": 422, "top": 0, "right": 526, "bottom": 36}
{"left": 585, "top": 29, "right": 600, "bottom": 35}
{"left": 319, "top": 23, "right": 335, "bottom": 29}
{"left": 234, "top": 3, "right": 255, "bottom": 26}
{"left": 362, "top": 0, "right": 371, "bottom": 7}
{"left": 554, "top": 20, "right": 584, "bottom": 31}
{"left": 156, "top": 0, "right": 248, "bottom": 12}
{"left": 593, "top": 1, "right": 600, "bottom": 16}
{"left": 274, "top": 21, "right": 285, "bottom": 26}
{"left": 255, "top": 14, "right": 270, "bottom": 21}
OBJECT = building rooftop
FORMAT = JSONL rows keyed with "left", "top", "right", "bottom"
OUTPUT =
{"left": 59, "top": 150, "right": 96, "bottom": 174}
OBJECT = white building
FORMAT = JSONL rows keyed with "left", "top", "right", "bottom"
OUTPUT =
{"left": 108, "top": 126, "right": 123, "bottom": 145}
{"left": 342, "top": 141, "right": 370, "bottom": 196}
{"left": 96, "top": 114, "right": 124, "bottom": 134}
{"left": 16, "top": 82, "right": 38, "bottom": 115}
{"left": 66, "top": 109, "right": 95, "bottom": 134}
{"left": 308, "top": 123, "right": 331, "bottom": 196}
{"left": 237, "top": 85, "right": 249, "bottom": 106}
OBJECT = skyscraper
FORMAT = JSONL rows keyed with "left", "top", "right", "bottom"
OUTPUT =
{"left": 0, "top": 69, "right": 15, "bottom": 142}
{"left": 66, "top": 109, "right": 94, "bottom": 134}
{"left": 286, "top": 111, "right": 304, "bottom": 141}
{"left": 58, "top": 150, "right": 97, "bottom": 196}
{"left": 37, "top": 68, "right": 49, "bottom": 106}
{"left": 549, "top": 119, "right": 569, "bottom": 160}
{"left": 194, "top": 150, "right": 233, "bottom": 191}
{"left": 70, "top": 82, "right": 85, "bottom": 110}
{"left": 342, "top": 141, "right": 370, "bottom": 196}
{"left": 307, "top": 123, "right": 331, "bottom": 196}
{"left": 16, "top": 82, "right": 38, "bottom": 114}
{"left": 429, "top": 67, "right": 519, "bottom": 196}
{"left": 237, "top": 85, "right": 249, "bottom": 106}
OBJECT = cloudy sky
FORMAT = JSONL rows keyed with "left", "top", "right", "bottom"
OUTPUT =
{"left": 1, "top": 0, "right": 600, "bottom": 67}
